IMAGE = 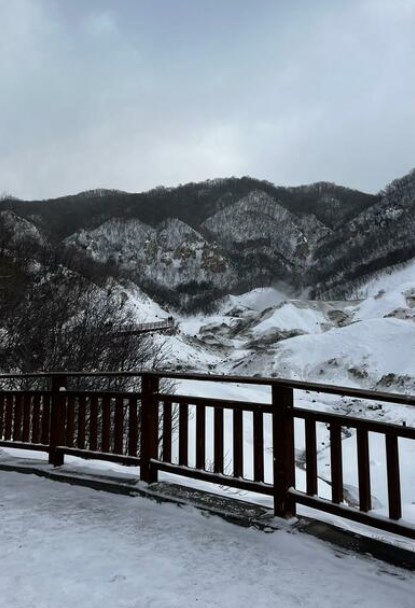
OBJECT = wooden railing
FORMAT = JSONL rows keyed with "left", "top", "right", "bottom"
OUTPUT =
{"left": 112, "top": 319, "right": 176, "bottom": 336}
{"left": 1, "top": 371, "right": 415, "bottom": 540}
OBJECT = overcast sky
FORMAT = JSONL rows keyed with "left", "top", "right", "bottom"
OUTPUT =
{"left": 0, "top": 0, "right": 414, "bottom": 199}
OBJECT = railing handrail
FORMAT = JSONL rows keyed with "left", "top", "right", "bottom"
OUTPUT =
{"left": 0, "top": 370, "right": 414, "bottom": 406}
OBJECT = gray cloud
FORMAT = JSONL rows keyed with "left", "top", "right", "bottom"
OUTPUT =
{"left": 0, "top": 0, "right": 414, "bottom": 199}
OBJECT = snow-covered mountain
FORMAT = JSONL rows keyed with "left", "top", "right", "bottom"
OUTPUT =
{"left": 3, "top": 169, "right": 414, "bottom": 308}
{"left": 0, "top": 173, "right": 384, "bottom": 305}
{"left": 65, "top": 217, "right": 235, "bottom": 293}
{"left": 0, "top": 167, "right": 414, "bottom": 313}
{"left": 311, "top": 169, "right": 415, "bottom": 298}
{"left": 201, "top": 190, "right": 330, "bottom": 283}
{"left": 0, "top": 210, "right": 47, "bottom": 250}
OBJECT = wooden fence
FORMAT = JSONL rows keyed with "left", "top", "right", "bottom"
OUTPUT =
{"left": 1, "top": 371, "right": 415, "bottom": 539}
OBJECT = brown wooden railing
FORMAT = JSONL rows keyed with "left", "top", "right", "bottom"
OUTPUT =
{"left": 1, "top": 371, "right": 415, "bottom": 540}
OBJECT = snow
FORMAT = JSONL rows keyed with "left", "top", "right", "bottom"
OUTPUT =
{"left": 268, "top": 317, "right": 415, "bottom": 384}
{"left": 1, "top": 470, "right": 414, "bottom": 608}
{"left": 252, "top": 301, "right": 326, "bottom": 335}
{"left": 117, "top": 280, "right": 168, "bottom": 322}
{"left": 344, "top": 259, "right": 415, "bottom": 321}
{"left": 224, "top": 286, "right": 287, "bottom": 312}
{"left": 154, "top": 333, "right": 221, "bottom": 371}
{"left": 359, "top": 259, "right": 415, "bottom": 298}
{"left": 171, "top": 263, "right": 415, "bottom": 393}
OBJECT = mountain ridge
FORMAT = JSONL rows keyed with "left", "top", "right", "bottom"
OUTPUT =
{"left": 1, "top": 169, "right": 414, "bottom": 311}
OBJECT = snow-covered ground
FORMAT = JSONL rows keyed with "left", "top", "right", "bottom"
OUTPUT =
{"left": 1, "top": 470, "right": 414, "bottom": 608}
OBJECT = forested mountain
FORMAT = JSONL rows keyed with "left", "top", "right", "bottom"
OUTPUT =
{"left": 1, "top": 177, "right": 376, "bottom": 239}
{"left": 0, "top": 169, "right": 414, "bottom": 312}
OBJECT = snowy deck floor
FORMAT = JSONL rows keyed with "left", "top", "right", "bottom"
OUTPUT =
{"left": 1, "top": 471, "right": 415, "bottom": 608}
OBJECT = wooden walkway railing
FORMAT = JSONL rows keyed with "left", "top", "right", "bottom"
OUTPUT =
{"left": 112, "top": 318, "right": 176, "bottom": 336}
{"left": 1, "top": 371, "right": 415, "bottom": 540}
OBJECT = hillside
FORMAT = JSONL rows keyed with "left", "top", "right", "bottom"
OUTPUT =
{"left": 2, "top": 170, "right": 408, "bottom": 311}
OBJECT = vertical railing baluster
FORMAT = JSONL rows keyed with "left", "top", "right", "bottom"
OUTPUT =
{"left": 305, "top": 418, "right": 318, "bottom": 496}
{"left": 40, "top": 394, "right": 50, "bottom": 446}
{"left": 89, "top": 395, "right": 98, "bottom": 451}
{"left": 22, "top": 393, "right": 32, "bottom": 443}
{"left": 357, "top": 429, "right": 371, "bottom": 512}
{"left": 13, "top": 393, "right": 23, "bottom": 441}
{"left": 77, "top": 394, "right": 86, "bottom": 450}
{"left": 179, "top": 402, "right": 188, "bottom": 466}
{"left": 253, "top": 410, "right": 264, "bottom": 483}
{"left": 22, "top": 393, "right": 31, "bottom": 443}
{"left": 233, "top": 408, "right": 243, "bottom": 478}
{"left": 330, "top": 422, "right": 343, "bottom": 504}
{"left": 128, "top": 394, "right": 139, "bottom": 458}
{"left": 101, "top": 395, "right": 111, "bottom": 452}
{"left": 386, "top": 434, "right": 402, "bottom": 520}
{"left": 162, "top": 399, "right": 172, "bottom": 462}
{"left": 214, "top": 405, "right": 224, "bottom": 474}
{"left": 196, "top": 403, "right": 206, "bottom": 470}
{"left": 114, "top": 395, "right": 124, "bottom": 454}
{"left": 5, "top": 394, "right": 13, "bottom": 440}
{"left": 0, "top": 394, "right": 5, "bottom": 440}
{"left": 76, "top": 394, "right": 86, "bottom": 450}
{"left": 32, "top": 393, "right": 41, "bottom": 444}
{"left": 65, "top": 393, "right": 75, "bottom": 447}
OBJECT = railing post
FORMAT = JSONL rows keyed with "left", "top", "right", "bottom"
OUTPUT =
{"left": 49, "top": 374, "right": 67, "bottom": 466}
{"left": 140, "top": 373, "right": 160, "bottom": 483}
{"left": 272, "top": 384, "right": 296, "bottom": 518}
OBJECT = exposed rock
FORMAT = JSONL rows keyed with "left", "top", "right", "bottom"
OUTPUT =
{"left": 384, "top": 308, "right": 415, "bottom": 321}
{"left": 404, "top": 289, "right": 415, "bottom": 308}
{"left": 65, "top": 217, "right": 236, "bottom": 294}
{"left": 327, "top": 309, "right": 352, "bottom": 327}
{"left": 246, "top": 329, "right": 306, "bottom": 348}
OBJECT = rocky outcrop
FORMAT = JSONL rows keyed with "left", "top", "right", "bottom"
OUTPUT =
{"left": 65, "top": 217, "right": 236, "bottom": 293}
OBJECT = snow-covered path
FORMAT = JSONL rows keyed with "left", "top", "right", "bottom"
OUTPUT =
{"left": 0, "top": 472, "right": 414, "bottom": 608}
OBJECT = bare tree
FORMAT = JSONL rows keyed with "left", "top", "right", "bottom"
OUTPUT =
{"left": 0, "top": 268, "right": 167, "bottom": 390}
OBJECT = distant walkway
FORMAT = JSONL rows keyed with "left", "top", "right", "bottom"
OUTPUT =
{"left": 113, "top": 317, "right": 177, "bottom": 335}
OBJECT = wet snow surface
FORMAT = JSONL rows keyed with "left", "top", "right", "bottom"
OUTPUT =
{"left": 1, "top": 470, "right": 414, "bottom": 608}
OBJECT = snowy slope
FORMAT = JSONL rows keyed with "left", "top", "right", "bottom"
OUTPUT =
{"left": 114, "top": 257, "right": 415, "bottom": 392}
{"left": 223, "top": 286, "right": 287, "bottom": 312}
{"left": 110, "top": 279, "right": 168, "bottom": 321}
{"left": 237, "top": 318, "right": 415, "bottom": 390}
{"left": 173, "top": 259, "right": 415, "bottom": 392}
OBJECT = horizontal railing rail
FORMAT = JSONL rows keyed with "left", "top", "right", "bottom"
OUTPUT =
{"left": 0, "top": 371, "right": 414, "bottom": 540}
